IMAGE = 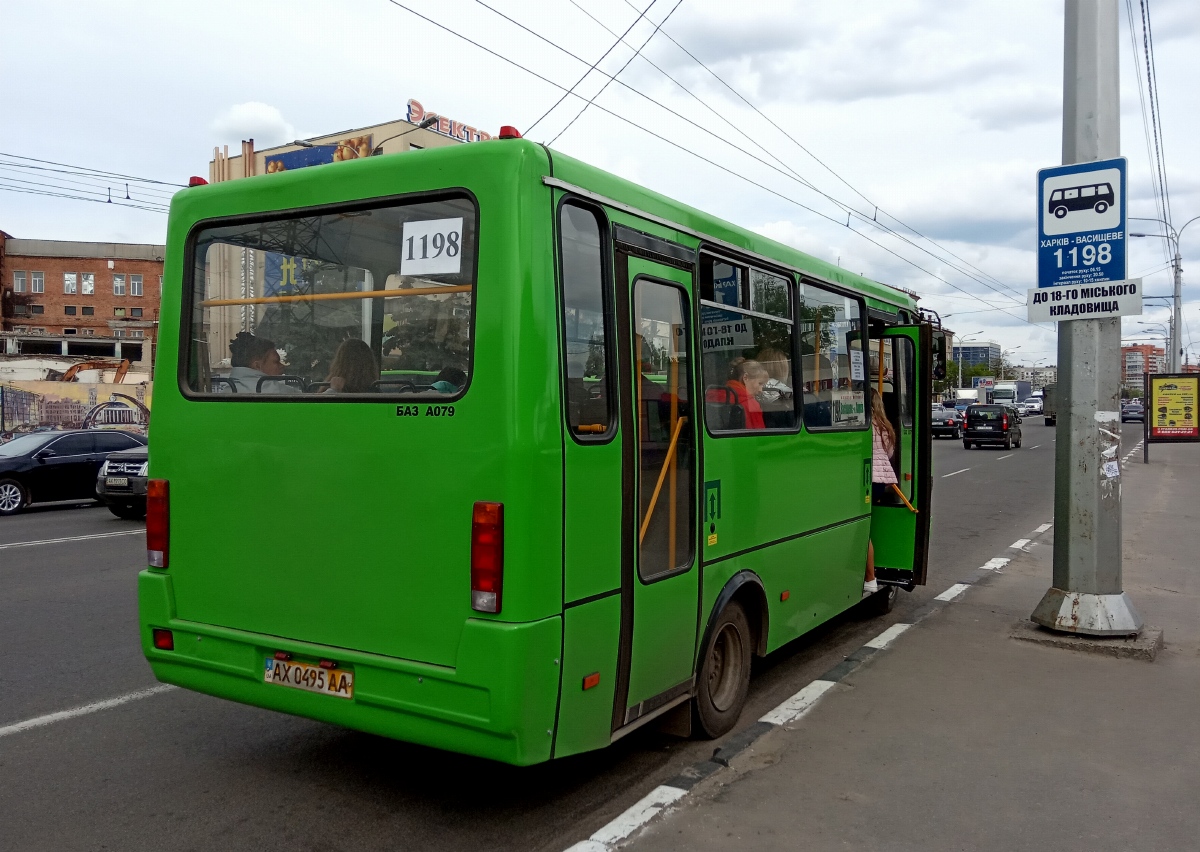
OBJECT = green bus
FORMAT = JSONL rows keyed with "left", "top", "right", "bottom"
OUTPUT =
{"left": 139, "top": 137, "right": 934, "bottom": 766}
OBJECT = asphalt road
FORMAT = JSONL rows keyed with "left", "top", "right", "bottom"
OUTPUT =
{"left": 0, "top": 420, "right": 1105, "bottom": 851}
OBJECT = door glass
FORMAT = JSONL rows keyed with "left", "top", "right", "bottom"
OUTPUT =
{"left": 633, "top": 280, "right": 695, "bottom": 579}
{"left": 559, "top": 204, "right": 612, "bottom": 438}
{"left": 50, "top": 434, "right": 94, "bottom": 456}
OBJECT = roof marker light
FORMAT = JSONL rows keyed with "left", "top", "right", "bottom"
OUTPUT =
{"left": 188, "top": 176, "right": 208, "bottom": 187}
{"left": 498, "top": 126, "right": 522, "bottom": 139}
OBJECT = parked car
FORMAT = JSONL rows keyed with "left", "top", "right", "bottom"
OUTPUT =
{"left": 932, "top": 407, "right": 963, "bottom": 439}
{"left": 96, "top": 445, "right": 149, "bottom": 520}
{"left": 1121, "top": 402, "right": 1144, "bottom": 423}
{"left": 963, "top": 404, "right": 1023, "bottom": 450}
{"left": 0, "top": 430, "right": 147, "bottom": 516}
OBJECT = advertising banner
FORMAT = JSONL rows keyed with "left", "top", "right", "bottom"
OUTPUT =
{"left": 1146, "top": 374, "right": 1199, "bottom": 441}
{"left": 1, "top": 382, "right": 151, "bottom": 439}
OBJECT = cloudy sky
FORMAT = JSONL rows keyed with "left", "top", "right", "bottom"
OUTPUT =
{"left": 2, "top": 0, "right": 1197, "bottom": 365}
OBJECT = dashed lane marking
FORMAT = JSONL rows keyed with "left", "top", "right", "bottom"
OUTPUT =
{"left": 1035, "top": 523, "right": 1052, "bottom": 533}
{"left": 0, "top": 529, "right": 142, "bottom": 551}
{"left": 981, "top": 557, "right": 1011, "bottom": 571}
{"left": 864, "top": 623, "right": 912, "bottom": 650}
{"left": 1029, "top": 445, "right": 1041, "bottom": 449}
{"left": 935, "top": 583, "right": 972, "bottom": 602}
{"left": 942, "top": 468, "right": 970, "bottom": 478}
{"left": 759, "top": 680, "right": 837, "bottom": 726}
{"left": 0, "top": 685, "right": 176, "bottom": 739}
{"left": 567, "top": 785, "right": 688, "bottom": 851}
{"left": 996, "top": 454, "right": 1013, "bottom": 460}
{"left": 1011, "top": 538, "right": 1031, "bottom": 550}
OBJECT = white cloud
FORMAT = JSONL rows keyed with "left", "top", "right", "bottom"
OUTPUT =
{"left": 210, "top": 102, "right": 296, "bottom": 148}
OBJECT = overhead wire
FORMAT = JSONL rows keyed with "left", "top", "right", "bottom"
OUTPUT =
{"left": 547, "top": 0, "right": 684, "bottom": 146}
{"left": 0, "top": 159, "right": 178, "bottom": 199}
{"left": 0, "top": 184, "right": 169, "bottom": 214}
{"left": 469, "top": 0, "right": 1026, "bottom": 311}
{"left": 0, "top": 168, "right": 172, "bottom": 208}
{"left": 524, "top": 0, "right": 660, "bottom": 137}
{"left": 0, "top": 151, "right": 186, "bottom": 188}
{"left": 381, "top": 0, "right": 1040, "bottom": 326}
{"left": 611, "top": 0, "right": 1021, "bottom": 300}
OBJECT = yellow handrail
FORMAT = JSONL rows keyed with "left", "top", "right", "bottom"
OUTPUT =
{"left": 890, "top": 483, "right": 918, "bottom": 513}
{"left": 200, "top": 284, "right": 471, "bottom": 307}
{"left": 639, "top": 416, "right": 689, "bottom": 544}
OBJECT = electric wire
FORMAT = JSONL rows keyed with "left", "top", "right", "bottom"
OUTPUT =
{"left": 470, "top": 0, "right": 1025, "bottom": 310}
{"left": 1124, "top": 0, "right": 1168, "bottom": 269}
{"left": 612, "top": 0, "right": 1020, "bottom": 299}
{"left": 381, "top": 0, "right": 1040, "bottom": 326}
{"left": 1140, "top": 0, "right": 1173, "bottom": 230}
{"left": 524, "top": 0, "right": 660, "bottom": 137}
{"left": 0, "top": 160, "right": 178, "bottom": 199}
{"left": 547, "top": 0, "right": 684, "bottom": 146}
{"left": 0, "top": 170, "right": 172, "bottom": 209}
{"left": 0, "top": 184, "right": 169, "bottom": 214}
{"left": 0, "top": 151, "right": 186, "bottom": 188}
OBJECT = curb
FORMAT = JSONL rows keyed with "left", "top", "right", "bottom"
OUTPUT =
{"left": 563, "top": 519, "right": 1056, "bottom": 852}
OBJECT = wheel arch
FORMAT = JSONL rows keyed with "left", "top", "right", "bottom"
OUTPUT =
{"left": 698, "top": 570, "right": 770, "bottom": 666}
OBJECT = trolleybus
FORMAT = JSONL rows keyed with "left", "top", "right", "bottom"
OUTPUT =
{"left": 139, "top": 136, "right": 934, "bottom": 765}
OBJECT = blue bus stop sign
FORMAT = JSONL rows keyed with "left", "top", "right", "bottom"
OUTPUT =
{"left": 1037, "top": 157, "right": 1126, "bottom": 288}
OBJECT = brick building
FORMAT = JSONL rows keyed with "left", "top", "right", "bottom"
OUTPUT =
{"left": 0, "top": 236, "right": 164, "bottom": 364}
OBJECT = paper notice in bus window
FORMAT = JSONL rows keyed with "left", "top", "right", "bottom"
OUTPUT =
{"left": 401, "top": 218, "right": 464, "bottom": 276}
{"left": 850, "top": 349, "right": 865, "bottom": 381}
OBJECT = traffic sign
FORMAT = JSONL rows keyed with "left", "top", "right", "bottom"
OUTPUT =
{"left": 1037, "top": 157, "right": 1127, "bottom": 289}
{"left": 1027, "top": 278, "right": 1142, "bottom": 322}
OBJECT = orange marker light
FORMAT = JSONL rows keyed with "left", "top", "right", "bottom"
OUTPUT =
{"left": 780, "top": 590, "right": 791, "bottom": 602}
{"left": 582, "top": 672, "right": 601, "bottom": 690}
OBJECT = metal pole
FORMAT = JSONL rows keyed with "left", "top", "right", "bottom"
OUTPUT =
{"left": 1032, "top": 0, "right": 1143, "bottom": 635}
{"left": 1173, "top": 249, "right": 1183, "bottom": 372}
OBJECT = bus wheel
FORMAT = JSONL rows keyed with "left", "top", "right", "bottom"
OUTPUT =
{"left": 694, "top": 601, "right": 752, "bottom": 738}
{"left": 864, "top": 584, "right": 898, "bottom": 616}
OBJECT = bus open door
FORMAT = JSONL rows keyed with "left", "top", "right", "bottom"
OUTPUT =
{"left": 870, "top": 323, "right": 933, "bottom": 589}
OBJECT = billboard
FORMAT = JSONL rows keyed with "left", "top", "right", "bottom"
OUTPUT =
{"left": 1146, "top": 374, "right": 1198, "bottom": 441}
{"left": 264, "top": 135, "right": 374, "bottom": 174}
{"left": 0, "top": 382, "right": 151, "bottom": 438}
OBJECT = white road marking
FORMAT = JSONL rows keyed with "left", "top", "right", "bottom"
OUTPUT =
{"left": 1035, "top": 523, "right": 1052, "bottom": 533}
{"left": 935, "top": 583, "right": 972, "bottom": 602}
{"left": 942, "top": 468, "right": 970, "bottom": 478}
{"left": 576, "top": 785, "right": 688, "bottom": 849}
{"left": 1011, "top": 539, "right": 1031, "bottom": 550}
{"left": 0, "top": 529, "right": 142, "bottom": 551}
{"left": 981, "top": 557, "right": 1010, "bottom": 571}
{"left": 996, "top": 454, "right": 1013, "bottom": 460}
{"left": 865, "top": 623, "right": 912, "bottom": 650}
{"left": 760, "top": 679, "right": 837, "bottom": 726}
{"left": 0, "top": 684, "right": 175, "bottom": 738}
{"left": 1029, "top": 445, "right": 1041, "bottom": 449}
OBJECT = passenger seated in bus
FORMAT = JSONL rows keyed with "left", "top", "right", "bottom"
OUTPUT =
{"left": 431, "top": 366, "right": 467, "bottom": 393}
{"left": 707, "top": 358, "right": 767, "bottom": 430}
{"left": 325, "top": 339, "right": 379, "bottom": 393}
{"left": 755, "top": 348, "right": 792, "bottom": 403}
{"left": 865, "top": 387, "right": 899, "bottom": 594}
{"left": 227, "top": 332, "right": 289, "bottom": 393}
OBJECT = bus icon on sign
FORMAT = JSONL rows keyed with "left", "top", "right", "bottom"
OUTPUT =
{"left": 1048, "top": 183, "right": 1115, "bottom": 218}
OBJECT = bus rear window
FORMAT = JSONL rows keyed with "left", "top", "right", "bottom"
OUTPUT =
{"left": 185, "top": 195, "right": 477, "bottom": 398}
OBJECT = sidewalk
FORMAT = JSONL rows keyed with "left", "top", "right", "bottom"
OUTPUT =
{"left": 625, "top": 441, "right": 1200, "bottom": 852}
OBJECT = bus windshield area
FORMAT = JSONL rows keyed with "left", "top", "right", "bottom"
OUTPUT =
{"left": 185, "top": 195, "right": 476, "bottom": 398}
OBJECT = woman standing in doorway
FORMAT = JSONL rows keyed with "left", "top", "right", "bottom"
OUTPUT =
{"left": 866, "top": 387, "right": 898, "bottom": 594}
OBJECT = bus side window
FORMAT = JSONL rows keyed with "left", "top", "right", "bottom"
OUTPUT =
{"left": 559, "top": 203, "right": 612, "bottom": 439}
{"left": 797, "top": 281, "right": 867, "bottom": 430}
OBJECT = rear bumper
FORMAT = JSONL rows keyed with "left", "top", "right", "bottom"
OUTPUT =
{"left": 964, "top": 429, "right": 1011, "bottom": 443}
{"left": 138, "top": 570, "right": 562, "bottom": 765}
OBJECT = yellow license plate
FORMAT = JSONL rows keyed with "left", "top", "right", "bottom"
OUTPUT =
{"left": 264, "top": 658, "right": 354, "bottom": 699}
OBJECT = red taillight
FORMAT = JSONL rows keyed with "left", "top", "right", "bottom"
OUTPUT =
{"left": 147, "top": 479, "right": 169, "bottom": 568}
{"left": 471, "top": 501, "right": 504, "bottom": 613}
{"left": 152, "top": 628, "right": 174, "bottom": 650}
{"left": 188, "top": 176, "right": 208, "bottom": 186}
{"left": 498, "top": 125, "right": 522, "bottom": 139}
{"left": 1002, "top": 414, "right": 1009, "bottom": 429}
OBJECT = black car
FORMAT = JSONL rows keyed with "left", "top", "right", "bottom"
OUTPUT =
{"left": 1121, "top": 403, "right": 1144, "bottom": 422}
{"left": 96, "top": 445, "right": 149, "bottom": 520}
{"left": 0, "top": 430, "right": 147, "bottom": 516}
{"left": 963, "top": 404, "right": 1022, "bottom": 450}
{"left": 932, "top": 407, "right": 964, "bottom": 439}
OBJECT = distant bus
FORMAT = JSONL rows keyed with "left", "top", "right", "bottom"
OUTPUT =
{"left": 139, "top": 139, "right": 935, "bottom": 765}
{"left": 1048, "top": 183, "right": 1115, "bottom": 218}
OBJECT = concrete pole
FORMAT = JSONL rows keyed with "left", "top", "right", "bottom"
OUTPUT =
{"left": 1032, "top": 0, "right": 1143, "bottom": 635}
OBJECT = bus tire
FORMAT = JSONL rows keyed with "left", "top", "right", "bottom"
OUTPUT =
{"left": 864, "top": 584, "right": 898, "bottom": 616}
{"left": 694, "top": 600, "right": 752, "bottom": 739}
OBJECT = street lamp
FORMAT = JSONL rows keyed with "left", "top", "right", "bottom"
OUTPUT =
{"left": 1001, "top": 346, "right": 1021, "bottom": 379}
{"left": 1130, "top": 214, "right": 1200, "bottom": 372}
{"left": 956, "top": 331, "right": 985, "bottom": 390}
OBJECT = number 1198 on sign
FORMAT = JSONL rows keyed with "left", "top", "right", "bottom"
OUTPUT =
{"left": 1054, "top": 243, "right": 1111, "bottom": 268}
{"left": 401, "top": 217, "right": 465, "bottom": 276}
